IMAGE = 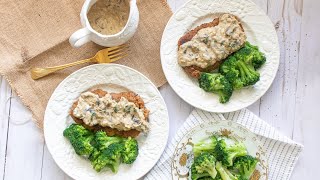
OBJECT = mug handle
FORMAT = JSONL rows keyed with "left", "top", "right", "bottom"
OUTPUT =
{"left": 69, "top": 28, "right": 91, "bottom": 48}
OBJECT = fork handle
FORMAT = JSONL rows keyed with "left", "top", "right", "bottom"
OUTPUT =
{"left": 31, "top": 58, "right": 93, "bottom": 80}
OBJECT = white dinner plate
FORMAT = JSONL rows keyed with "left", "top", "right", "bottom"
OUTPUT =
{"left": 161, "top": 0, "right": 280, "bottom": 113}
{"left": 44, "top": 64, "right": 169, "bottom": 180}
{"left": 171, "top": 120, "right": 268, "bottom": 180}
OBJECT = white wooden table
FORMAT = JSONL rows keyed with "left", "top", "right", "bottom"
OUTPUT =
{"left": 0, "top": 0, "right": 318, "bottom": 179}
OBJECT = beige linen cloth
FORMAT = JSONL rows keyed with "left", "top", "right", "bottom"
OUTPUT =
{"left": 0, "top": 0, "right": 172, "bottom": 129}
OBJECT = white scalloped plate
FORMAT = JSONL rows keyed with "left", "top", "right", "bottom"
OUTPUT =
{"left": 171, "top": 120, "right": 268, "bottom": 180}
{"left": 161, "top": 0, "right": 280, "bottom": 113}
{"left": 44, "top": 64, "right": 169, "bottom": 180}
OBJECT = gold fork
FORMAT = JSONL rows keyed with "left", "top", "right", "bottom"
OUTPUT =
{"left": 31, "top": 44, "right": 129, "bottom": 80}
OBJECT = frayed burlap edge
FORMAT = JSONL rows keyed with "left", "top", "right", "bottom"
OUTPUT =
{"left": 0, "top": 72, "right": 44, "bottom": 132}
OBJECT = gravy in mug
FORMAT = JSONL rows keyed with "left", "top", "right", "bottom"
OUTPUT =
{"left": 87, "top": 0, "right": 130, "bottom": 35}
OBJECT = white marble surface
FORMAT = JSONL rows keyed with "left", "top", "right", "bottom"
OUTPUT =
{"left": 0, "top": 0, "right": 319, "bottom": 179}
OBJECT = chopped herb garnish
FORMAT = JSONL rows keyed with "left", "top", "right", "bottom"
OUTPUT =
{"left": 202, "top": 37, "right": 209, "bottom": 44}
{"left": 183, "top": 49, "right": 187, "bottom": 54}
{"left": 90, "top": 112, "right": 96, "bottom": 121}
{"left": 124, "top": 105, "right": 132, "bottom": 113}
{"left": 132, "top": 117, "right": 140, "bottom": 124}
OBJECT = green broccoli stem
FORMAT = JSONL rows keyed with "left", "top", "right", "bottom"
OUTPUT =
{"left": 192, "top": 173, "right": 212, "bottom": 180}
{"left": 236, "top": 61, "right": 260, "bottom": 86}
{"left": 237, "top": 61, "right": 255, "bottom": 76}
{"left": 216, "top": 162, "right": 239, "bottom": 180}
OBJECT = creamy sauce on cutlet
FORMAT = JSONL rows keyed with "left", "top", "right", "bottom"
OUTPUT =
{"left": 73, "top": 92, "right": 149, "bottom": 132}
{"left": 178, "top": 14, "right": 247, "bottom": 68}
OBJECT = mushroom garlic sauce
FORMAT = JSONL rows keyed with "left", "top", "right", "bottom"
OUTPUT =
{"left": 73, "top": 92, "right": 149, "bottom": 133}
{"left": 178, "top": 14, "right": 247, "bottom": 68}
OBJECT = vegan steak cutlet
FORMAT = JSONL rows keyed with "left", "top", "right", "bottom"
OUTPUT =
{"left": 178, "top": 14, "right": 246, "bottom": 78}
{"left": 70, "top": 89, "right": 150, "bottom": 138}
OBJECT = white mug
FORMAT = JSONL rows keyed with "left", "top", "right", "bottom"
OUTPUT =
{"left": 69, "top": 0, "right": 139, "bottom": 48}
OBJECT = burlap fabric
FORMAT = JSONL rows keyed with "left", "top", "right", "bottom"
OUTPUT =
{"left": 0, "top": 0, "right": 172, "bottom": 129}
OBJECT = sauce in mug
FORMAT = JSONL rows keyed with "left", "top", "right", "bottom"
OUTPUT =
{"left": 87, "top": 0, "right": 130, "bottom": 35}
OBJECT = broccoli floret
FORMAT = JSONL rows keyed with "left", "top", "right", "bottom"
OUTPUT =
{"left": 193, "top": 136, "right": 218, "bottom": 157}
{"left": 92, "top": 143, "right": 123, "bottom": 173}
{"left": 219, "top": 56, "right": 244, "bottom": 90}
{"left": 197, "top": 174, "right": 223, "bottom": 180}
{"left": 70, "top": 136, "right": 95, "bottom": 156}
{"left": 233, "top": 155, "right": 258, "bottom": 179}
{"left": 191, "top": 173, "right": 212, "bottom": 180}
{"left": 197, "top": 177, "right": 212, "bottom": 180}
{"left": 63, "top": 124, "right": 92, "bottom": 138}
{"left": 91, "top": 131, "right": 124, "bottom": 171}
{"left": 219, "top": 42, "right": 265, "bottom": 89}
{"left": 237, "top": 60, "right": 260, "bottom": 86}
{"left": 88, "top": 148, "right": 100, "bottom": 161}
{"left": 215, "top": 138, "right": 247, "bottom": 167}
{"left": 121, "top": 137, "right": 139, "bottom": 164}
{"left": 219, "top": 55, "right": 260, "bottom": 89}
{"left": 199, "top": 73, "right": 233, "bottom": 103}
{"left": 63, "top": 124, "right": 95, "bottom": 156}
{"left": 94, "top": 131, "right": 123, "bottom": 151}
{"left": 216, "top": 161, "right": 241, "bottom": 180}
{"left": 191, "top": 152, "right": 218, "bottom": 180}
{"left": 240, "top": 42, "right": 266, "bottom": 69}
{"left": 214, "top": 174, "right": 223, "bottom": 180}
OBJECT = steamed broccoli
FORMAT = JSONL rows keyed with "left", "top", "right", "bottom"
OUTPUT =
{"left": 121, "top": 137, "right": 139, "bottom": 164}
{"left": 199, "top": 73, "right": 233, "bottom": 103}
{"left": 233, "top": 155, "right": 258, "bottom": 179}
{"left": 94, "top": 131, "right": 123, "bottom": 151}
{"left": 92, "top": 143, "right": 124, "bottom": 172}
{"left": 198, "top": 175, "right": 223, "bottom": 180}
{"left": 70, "top": 135, "right": 95, "bottom": 156}
{"left": 198, "top": 177, "right": 214, "bottom": 180}
{"left": 219, "top": 42, "right": 265, "bottom": 89}
{"left": 216, "top": 161, "right": 241, "bottom": 180}
{"left": 239, "top": 42, "right": 266, "bottom": 70}
{"left": 63, "top": 124, "right": 92, "bottom": 138}
{"left": 64, "top": 125, "right": 140, "bottom": 173}
{"left": 193, "top": 136, "right": 218, "bottom": 157}
{"left": 218, "top": 56, "right": 243, "bottom": 90}
{"left": 219, "top": 55, "right": 260, "bottom": 89}
{"left": 215, "top": 138, "right": 247, "bottom": 167}
{"left": 63, "top": 124, "right": 95, "bottom": 156}
{"left": 191, "top": 152, "right": 218, "bottom": 180}
{"left": 214, "top": 174, "right": 223, "bottom": 180}
{"left": 88, "top": 148, "right": 101, "bottom": 161}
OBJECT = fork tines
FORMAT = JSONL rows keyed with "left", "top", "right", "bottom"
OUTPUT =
{"left": 108, "top": 44, "right": 129, "bottom": 62}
